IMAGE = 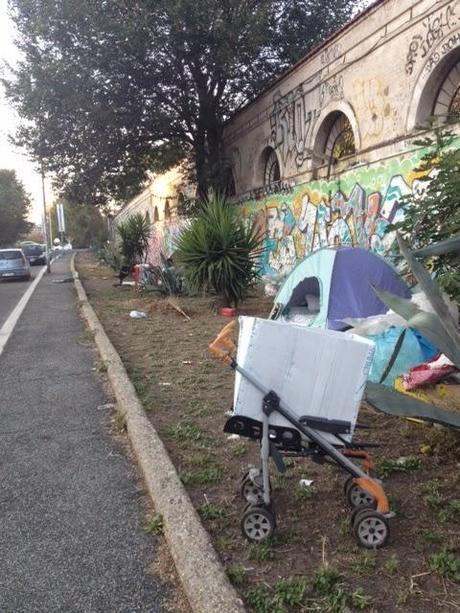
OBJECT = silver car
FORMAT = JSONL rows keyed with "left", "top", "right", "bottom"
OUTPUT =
{"left": 0, "top": 249, "right": 31, "bottom": 280}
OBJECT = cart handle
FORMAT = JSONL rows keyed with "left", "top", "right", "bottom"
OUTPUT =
{"left": 209, "top": 320, "right": 237, "bottom": 366}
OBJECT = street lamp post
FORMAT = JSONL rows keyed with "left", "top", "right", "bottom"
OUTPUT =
{"left": 41, "top": 167, "right": 51, "bottom": 273}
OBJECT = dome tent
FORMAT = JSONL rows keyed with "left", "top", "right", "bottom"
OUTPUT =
{"left": 271, "top": 247, "right": 411, "bottom": 330}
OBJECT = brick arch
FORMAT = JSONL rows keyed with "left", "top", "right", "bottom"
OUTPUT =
{"left": 255, "top": 146, "right": 282, "bottom": 186}
{"left": 406, "top": 34, "right": 460, "bottom": 131}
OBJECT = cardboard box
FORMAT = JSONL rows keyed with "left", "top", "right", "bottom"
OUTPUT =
{"left": 234, "top": 317, "right": 375, "bottom": 443}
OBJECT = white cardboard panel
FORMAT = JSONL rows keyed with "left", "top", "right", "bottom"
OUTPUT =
{"left": 234, "top": 317, "right": 375, "bottom": 443}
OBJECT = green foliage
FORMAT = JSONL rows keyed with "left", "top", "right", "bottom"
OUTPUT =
{"left": 116, "top": 213, "right": 151, "bottom": 267}
{"left": 97, "top": 243, "right": 124, "bottom": 272}
{"left": 0, "top": 169, "right": 32, "bottom": 246}
{"left": 392, "top": 127, "right": 460, "bottom": 300}
{"left": 5, "top": 0, "right": 362, "bottom": 202}
{"left": 175, "top": 197, "right": 264, "bottom": 307}
{"left": 143, "top": 513, "right": 164, "bottom": 535}
{"left": 376, "top": 455, "right": 421, "bottom": 479}
{"left": 197, "top": 503, "right": 226, "bottom": 521}
{"left": 227, "top": 564, "right": 247, "bottom": 586}
{"left": 248, "top": 542, "right": 274, "bottom": 562}
{"left": 428, "top": 549, "right": 460, "bottom": 583}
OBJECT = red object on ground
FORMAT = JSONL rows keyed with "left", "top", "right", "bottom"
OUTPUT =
{"left": 402, "top": 353, "right": 459, "bottom": 390}
{"left": 132, "top": 265, "right": 140, "bottom": 289}
{"left": 219, "top": 307, "right": 236, "bottom": 318}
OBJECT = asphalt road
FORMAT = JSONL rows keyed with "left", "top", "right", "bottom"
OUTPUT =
{"left": 0, "top": 267, "right": 41, "bottom": 329}
{"left": 0, "top": 254, "right": 174, "bottom": 612}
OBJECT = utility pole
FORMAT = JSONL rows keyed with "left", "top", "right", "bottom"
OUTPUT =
{"left": 41, "top": 167, "right": 51, "bottom": 273}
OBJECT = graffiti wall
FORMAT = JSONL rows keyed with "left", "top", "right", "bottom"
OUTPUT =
{"left": 237, "top": 150, "right": 429, "bottom": 277}
{"left": 146, "top": 218, "right": 189, "bottom": 265}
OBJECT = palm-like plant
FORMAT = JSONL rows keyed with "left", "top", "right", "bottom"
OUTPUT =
{"left": 116, "top": 213, "right": 151, "bottom": 267}
{"left": 175, "top": 197, "right": 264, "bottom": 307}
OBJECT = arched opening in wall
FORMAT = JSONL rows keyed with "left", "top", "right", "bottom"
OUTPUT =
{"left": 145, "top": 210, "right": 151, "bottom": 224}
{"left": 433, "top": 60, "right": 460, "bottom": 121}
{"left": 414, "top": 49, "right": 460, "bottom": 127}
{"left": 153, "top": 206, "right": 159, "bottom": 223}
{"left": 164, "top": 199, "right": 171, "bottom": 220}
{"left": 261, "top": 147, "right": 281, "bottom": 186}
{"left": 325, "top": 113, "right": 356, "bottom": 161}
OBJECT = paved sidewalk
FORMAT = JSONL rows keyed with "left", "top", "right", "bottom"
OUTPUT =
{"left": 0, "top": 255, "right": 173, "bottom": 612}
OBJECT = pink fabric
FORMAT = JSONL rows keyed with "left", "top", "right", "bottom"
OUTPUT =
{"left": 402, "top": 353, "right": 459, "bottom": 390}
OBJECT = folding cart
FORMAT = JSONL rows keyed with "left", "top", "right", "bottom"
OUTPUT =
{"left": 209, "top": 317, "right": 393, "bottom": 548}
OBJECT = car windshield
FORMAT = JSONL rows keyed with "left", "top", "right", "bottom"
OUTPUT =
{"left": 0, "top": 250, "right": 23, "bottom": 260}
{"left": 22, "top": 244, "right": 43, "bottom": 255}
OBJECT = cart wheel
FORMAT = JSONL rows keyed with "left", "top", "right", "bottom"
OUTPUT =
{"left": 350, "top": 504, "right": 375, "bottom": 527}
{"left": 241, "top": 506, "right": 276, "bottom": 543}
{"left": 353, "top": 509, "right": 389, "bottom": 549}
{"left": 240, "top": 471, "right": 267, "bottom": 505}
{"left": 344, "top": 477, "right": 377, "bottom": 509}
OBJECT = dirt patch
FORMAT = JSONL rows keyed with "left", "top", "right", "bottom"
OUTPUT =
{"left": 77, "top": 251, "right": 460, "bottom": 612}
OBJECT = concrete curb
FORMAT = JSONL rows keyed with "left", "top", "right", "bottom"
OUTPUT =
{"left": 71, "top": 254, "right": 246, "bottom": 613}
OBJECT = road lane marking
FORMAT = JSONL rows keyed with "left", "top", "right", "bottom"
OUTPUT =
{"left": 0, "top": 267, "right": 47, "bottom": 358}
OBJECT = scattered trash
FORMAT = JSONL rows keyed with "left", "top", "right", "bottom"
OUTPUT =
{"left": 227, "top": 434, "right": 240, "bottom": 441}
{"left": 167, "top": 297, "right": 191, "bottom": 321}
{"left": 52, "top": 277, "right": 74, "bottom": 283}
{"left": 97, "top": 403, "right": 115, "bottom": 411}
{"left": 403, "top": 353, "right": 459, "bottom": 390}
{"left": 420, "top": 444, "right": 432, "bottom": 455}
{"left": 122, "top": 281, "right": 135, "bottom": 287}
{"left": 158, "top": 382, "right": 172, "bottom": 387}
{"left": 182, "top": 360, "right": 192, "bottom": 365}
{"left": 299, "top": 479, "right": 314, "bottom": 488}
{"left": 129, "top": 310, "right": 147, "bottom": 319}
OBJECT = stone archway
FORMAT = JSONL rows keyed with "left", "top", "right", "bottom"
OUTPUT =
{"left": 406, "top": 38, "right": 460, "bottom": 130}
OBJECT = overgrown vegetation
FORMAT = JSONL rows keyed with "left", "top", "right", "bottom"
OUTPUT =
{"left": 175, "top": 197, "right": 264, "bottom": 307}
{"left": 116, "top": 213, "right": 151, "bottom": 267}
{"left": 0, "top": 169, "right": 32, "bottom": 246}
{"left": 393, "top": 126, "right": 460, "bottom": 301}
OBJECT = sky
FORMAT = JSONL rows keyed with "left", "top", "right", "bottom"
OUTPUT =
{"left": 0, "top": 0, "right": 53, "bottom": 225}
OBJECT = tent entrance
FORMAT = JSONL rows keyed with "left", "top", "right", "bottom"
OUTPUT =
{"left": 284, "top": 277, "right": 321, "bottom": 325}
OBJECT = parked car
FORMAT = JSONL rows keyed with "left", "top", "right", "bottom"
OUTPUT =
{"left": 20, "top": 242, "right": 47, "bottom": 266}
{"left": 0, "top": 248, "right": 31, "bottom": 280}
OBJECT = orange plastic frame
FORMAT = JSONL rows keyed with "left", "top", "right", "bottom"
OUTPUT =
{"left": 209, "top": 320, "right": 237, "bottom": 365}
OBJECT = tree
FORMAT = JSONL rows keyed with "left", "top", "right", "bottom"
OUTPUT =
{"left": 4, "top": 0, "right": 365, "bottom": 205}
{"left": 116, "top": 213, "right": 152, "bottom": 266}
{"left": 0, "top": 169, "right": 32, "bottom": 246}
{"left": 50, "top": 200, "right": 108, "bottom": 248}
{"left": 393, "top": 126, "right": 460, "bottom": 301}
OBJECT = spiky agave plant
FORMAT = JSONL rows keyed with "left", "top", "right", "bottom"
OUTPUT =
{"left": 366, "top": 233, "right": 460, "bottom": 430}
{"left": 175, "top": 197, "right": 264, "bottom": 307}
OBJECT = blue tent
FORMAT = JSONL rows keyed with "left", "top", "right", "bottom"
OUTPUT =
{"left": 271, "top": 247, "right": 411, "bottom": 330}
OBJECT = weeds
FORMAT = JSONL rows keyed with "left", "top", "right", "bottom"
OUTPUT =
{"left": 197, "top": 503, "right": 226, "bottom": 521}
{"left": 227, "top": 564, "right": 247, "bottom": 586}
{"left": 423, "top": 480, "right": 443, "bottom": 509}
{"left": 167, "top": 420, "right": 203, "bottom": 442}
{"left": 248, "top": 541, "right": 274, "bottom": 562}
{"left": 351, "top": 588, "right": 373, "bottom": 610}
{"left": 144, "top": 513, "right": 164, "bottom": 535}
{"left": 428, "top": 549, "right": 460, "bottom": 583}
{"left": 383, "top": 554, "right": 399, "bottom": 575}
{"left": 78, "top": 329, "right": 95, "bottom": 343}
{"left": 181, "top": 465, "right": 223, "bottom": 485}
{"left": 376, "top": 455, "right": 421, "bottom": 479}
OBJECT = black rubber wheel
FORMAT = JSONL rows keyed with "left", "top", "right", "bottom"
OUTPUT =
{"left": 344, "top": 476, "right": 377, "bottom": 509}
{"left": 240, "top": 506, "right": 276, "bottom": 543}
{"left": 240, "top": 471, "right": 267, "bottom": 505}
{"left": 350, "top": 504, "right": 376, "bottom": 527}
{"left": 353, "top": 509, "right": 390, "bottom": 548}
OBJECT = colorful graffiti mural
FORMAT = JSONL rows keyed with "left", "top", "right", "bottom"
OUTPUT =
{"left": 238, "top": 150, "right": 428, "bottom": 277}
{"left": 146, "top": 219, "right": 189, "bottom": 265}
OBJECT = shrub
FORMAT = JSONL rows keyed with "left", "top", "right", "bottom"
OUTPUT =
{"left": 175, "top": 196, "right": 264, "bottom": 307}
{"left": 116, "top": 213, "right": 151, "bottom": 267}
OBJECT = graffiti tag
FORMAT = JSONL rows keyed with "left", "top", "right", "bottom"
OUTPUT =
{"left": 269, "top": 85, "right": 320, "bottom": 168}
{"left": 405, "top": 3, "right": 458, "bottom": 75}
{"left": 320, "top": 43, "right": 342, "bottom": 66}
{"left": 319, "top": 75, "right": 344, "bottom": 107}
